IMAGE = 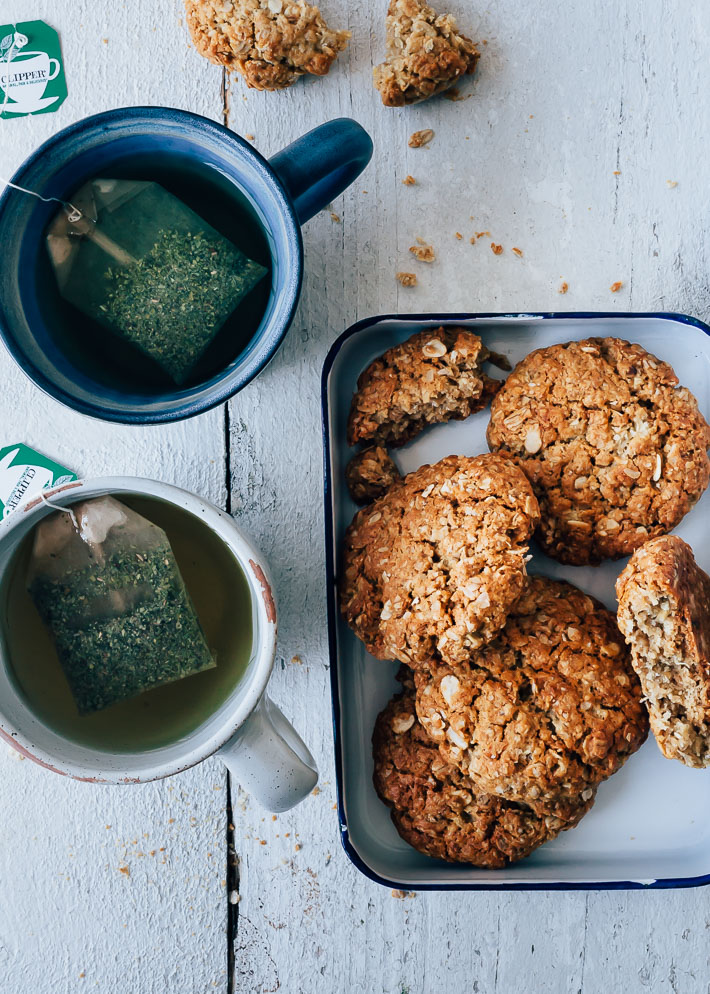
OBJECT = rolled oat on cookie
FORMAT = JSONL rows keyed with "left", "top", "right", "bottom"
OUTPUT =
{"left": 373, "top": 672, "right": 594, "bottom": 866}
{"left": 185, "top": 0, "right": 350, "bottom": 90}
{"left": 348, "top": 327, "right": 505, "bottom": 448}
{"left": 487, "top": 338, "right": 710, "bottom": 565}
{"left": 415, "top": 576, "right": 648, "bottom": 819}
{"left": 374, "top": 0, "right": 479, "bottom": 107}
{"left": 339, "top": 453, "right": 540, "bottom": 667}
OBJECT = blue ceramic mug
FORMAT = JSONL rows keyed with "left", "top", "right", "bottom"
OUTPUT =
{"left": 0, "top": 107, "right": 373, "bottom": 424}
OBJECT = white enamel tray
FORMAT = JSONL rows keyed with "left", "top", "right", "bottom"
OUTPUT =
{"left": 322, "top": 312, "right": 710, "bottom": 891}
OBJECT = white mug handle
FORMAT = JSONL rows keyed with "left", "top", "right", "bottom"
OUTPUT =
{"left": 47, "top": 58, "right": 60, "bottom": 81}
{"left": 218, "top": 695, "right": 318, "bottom": 812}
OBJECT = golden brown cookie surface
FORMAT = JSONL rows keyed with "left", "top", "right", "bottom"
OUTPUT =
{"left": 415, "top": 577, "right": 648, "bottom": 817}
{"left": 487, "top": 338, "right": 710, "bottom": 565}
{"left": 185, "top": 0, "right": 349, "bottom": 90}
{"left": 617, "top": 536, "right": 710, "bottom": 767}
{"left": 348, "top": 327, "right": 502, "bottom": 448}
{"left": 373, "top": 0, "right": 479, "bottom": 107}
{"left": 373, "top": 678, "right": 594, "bottom": 866}
{"left": 339, "top": 454, "right": 539, "bottom": 667}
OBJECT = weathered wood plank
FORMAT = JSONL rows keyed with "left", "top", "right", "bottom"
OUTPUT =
{"left": 0, "top": 2, "right": 230, "bottom": 992}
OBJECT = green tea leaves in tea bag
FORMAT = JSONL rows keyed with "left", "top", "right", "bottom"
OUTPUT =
{"left": 26, "top": 496, "right": 216, "bottom": 714}
{"left": 45, "top": 179, "right": 268, "bottom": 384}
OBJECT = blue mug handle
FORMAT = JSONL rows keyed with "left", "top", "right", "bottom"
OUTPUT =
{"left": 270, "top": 118, "right": 373, "bottom": 225}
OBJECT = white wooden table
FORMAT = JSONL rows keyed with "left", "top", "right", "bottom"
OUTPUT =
{"left": 1, "top": 2, "right": 709, "bottom": 991}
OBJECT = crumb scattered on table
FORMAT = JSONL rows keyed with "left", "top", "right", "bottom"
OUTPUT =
{"left": 454, "top": 231, "right": 463, "bottom": 240}
{"left": 408, "top": 128, "right": 434, "bottom": 148}
{"left": 402, "top": 175, "right": 416, "bottom": 185}
{"left": 491, "top": 242, "right": 503, "bottom": 255}
{"left": 409, "top": 241, "right": 436, "bottom": 262}
{"left": 512, "top": 246, "right": 523, "bottom": 257}
{"left": 330, "top": 211, "right": 341, "bottom": 222}
{"left": 559, "top": 281, "right": 569, "bottom": 294}
{"left": 396, "top": 271, "right": 418, "bottom": 286}
{"left": 610, "top": 281, "right": 624, "bottom": 293}
{"left": 443, "top": 86, "right": 470, "bottom": 102}
{"left": 245, "top": 133, "right": 255, "bottom": 140}
{"left": 667, "top": 180, "right": 678, "bottom": 188}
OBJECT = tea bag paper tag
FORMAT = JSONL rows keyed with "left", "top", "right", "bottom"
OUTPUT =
{"left": 0, "top": 20, "right": 67, "bottom": 120}
{"left": 0, "top": 444, "right": 76, "bottom": 519}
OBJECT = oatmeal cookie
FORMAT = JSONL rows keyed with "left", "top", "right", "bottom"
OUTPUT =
{"left": 617, "top": 536, "right": 710, "bottom": 767}
{"left": 184, "top": 0, "right": 350, "bottom": 91}
{"left": 339, "top": 454, "right": 540, "bottom": 667}
{"left": 373, "top": 679, "right": 594, "bottom": 866}
{"left": 487, "top": 338, "right": 710, "bottom": 565}
{"left": 374, "top": 0, "right": 479, "bottom": 107}
{"left": 348, "top": 327, "right": 504, "bottom": 448}
{"left": 345, "top": 446, "right": 401, "bottom": 505}
{"left": 415, "top": 577, "right": 648, "bottom": 817}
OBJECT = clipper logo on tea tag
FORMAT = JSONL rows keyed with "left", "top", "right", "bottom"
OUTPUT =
{"left": 0, "top": 20, "right": 67, "bottom": 119}
{"left": 0, "top": 444, "right": 76, "bottom": 518}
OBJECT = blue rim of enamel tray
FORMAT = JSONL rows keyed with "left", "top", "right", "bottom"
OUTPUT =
{"left": 321, "top": 310, "right": 710, "bottom": 891}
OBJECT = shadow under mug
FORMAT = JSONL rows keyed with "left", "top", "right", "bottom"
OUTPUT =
{"left": 0, "top": 477, "right": 318, "bottom": 812}
{"left": 0, "top": 107, "right": 373, "bottom": 424}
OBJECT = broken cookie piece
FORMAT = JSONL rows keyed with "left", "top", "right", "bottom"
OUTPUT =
{"left": 616, "top": 536, "right": 710, "bottom": 768}
{"left": 347, "top": 326, "right": 504, "bottom": 448}
{"left": 345, "top": 446, "right": 401, "bottom": 505}
{"left": 185, "top": 0, "right": 350, "bottom": 90}
{"left": 374, "top": 0, "right": 479, "bottom": 107}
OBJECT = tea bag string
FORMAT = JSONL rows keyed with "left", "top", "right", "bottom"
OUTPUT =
{"left": 39, "top": 490, "right": 79, "bottom": 529}
{"left": 0, "top": 176, "right": 137, "bottom": 265}
{"left": 0, "top": 176, "right": 83, "bottom": 221}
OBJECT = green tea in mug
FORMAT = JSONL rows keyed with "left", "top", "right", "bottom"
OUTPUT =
{"left": 1, "top": 495, "right": 254, "bottom": 752}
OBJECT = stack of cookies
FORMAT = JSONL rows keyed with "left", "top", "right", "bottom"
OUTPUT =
{"left": 339, "top": 328, "right": 710, "bottom": 867}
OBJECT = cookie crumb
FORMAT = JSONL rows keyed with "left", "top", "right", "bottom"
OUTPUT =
{"left": 443, "top": 86, "right": 470, "bottom": 102}
{"left": 409, "top": 129, "right": 434, "bottom": 148}
{"left": 245, "top": 133, "right": 255, "bottom": 140}
{"left": 476, "top": 230, "right": 490, "bottom": 238}
{"left": 511, "top": 247, "right": 523, "bottom": 257}
{"left": 667, "top": 180, "right": 678, "bottom": 188}
{"left": 491, "top": 242, "right": 503, "bottom": 255}
{"left": 294, "top": 843, "right": 302, "bottom": 851}
{"left": 118, "top": 865, "right": 130, "bottom": 877}
{"left": 558, "top": 281, "right": 569, "bottom": 294}
{"left": 409, "top": 242, "right": 436, "bottom": 262}
{"left": 330, "top": 212, "right": 341, "bottom": 223}
{"left": 613, "top": 170, "right": 621, "bottom": 175}
{"left": 312, "top": 785, "right": 321, "bottom": 795}
{"left": 454, "top": 231, "right": 463, "bottom": 240}
{"left": 396, "top": 271, "right": 418, "bottom": 287}
{"left": 610, "top": 281, "right": 623, "bottom": 293}
{"left": 402, "top": 175, "right": 416, "bottom": 185}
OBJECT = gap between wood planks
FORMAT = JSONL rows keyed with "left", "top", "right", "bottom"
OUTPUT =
{"left": 221, "top": 65, "right": 241, "bottom": 994}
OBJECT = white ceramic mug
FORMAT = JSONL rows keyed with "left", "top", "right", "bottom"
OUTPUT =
{"left": 0, "top": 477, "right": 318, "bottom": 811}
{"left": 0, "top": 52, "right": 60, "bottom": 109}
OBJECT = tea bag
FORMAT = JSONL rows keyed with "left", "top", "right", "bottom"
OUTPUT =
{"left": 45, "top": 179, "right": 268, "bottom": 384}
{"left": 27, "top": 496, "right": 216, "bottom": 715}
